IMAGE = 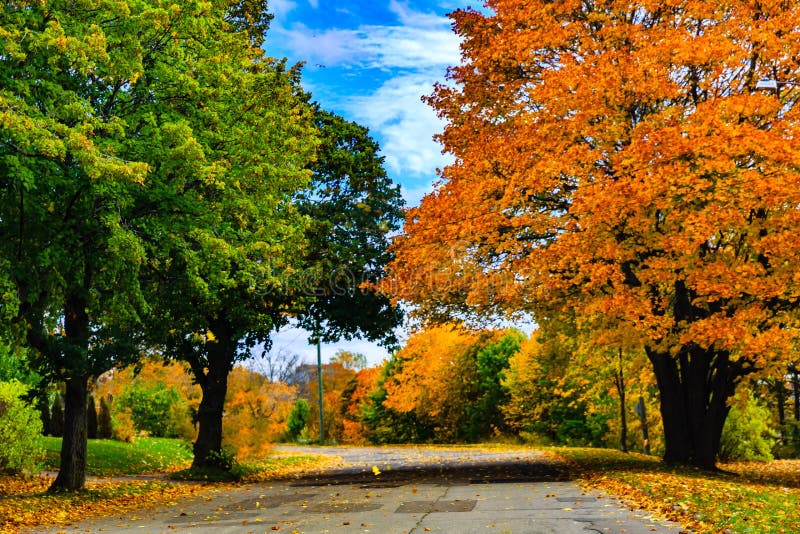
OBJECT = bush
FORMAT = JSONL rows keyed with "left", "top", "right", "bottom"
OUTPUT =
{"left": 112, "top": 407, "right": 136, "bottom": 443}
{"left": 287, "top": 398, "right": 310, "bottom": 440}
{"left": 719, "top": 392, "right": 775, "bottom": 462}
{"left": 117, "top": 382, "right": 189, "bottom": 438}
{"left": 0, "top": 380, "right": 45, "bottom": 474}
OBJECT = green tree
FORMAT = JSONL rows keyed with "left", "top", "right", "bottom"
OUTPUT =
{"left": 296, "top": 107, "right": 405, "bottom": 348}
{"left": 0, "top": 0, "right": 157, "bottom": 490}
{"left": 86, "top": 394, "right": 98, "bottom": 440}
{"left": 361, "top": 364, "right": 436, "bottom": 445}
{"left": 97, "top": 397, "right": 113, "bottom": 440}
{"left": 0, "top": 0, "right": 239, "bottom": 490}
{"left": 287, "top": 398, "right": 310, "bottom": 440}
{"left": 134, "top": 4, "right": 317, "bottom": 468}
{"left": 331, "top": 350, "right": 368, "bottom": 371}
{"left": 719, "top": 391, "right": 776, "bottom": 462}
{"left": 502, "top": 321, "right": 610, "bottom": 447}
{"left": 463, "top": 330, "right": 523, "bottom": 440}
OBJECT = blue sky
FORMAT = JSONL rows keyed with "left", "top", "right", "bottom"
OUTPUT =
{"left": 264, "top": 1, "right": 475, "bottom": 365}
{"left": 266, "top": 0, "right": 471, "bottom": 205}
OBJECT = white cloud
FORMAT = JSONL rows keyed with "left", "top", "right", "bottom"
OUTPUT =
{"left": 308, "top": 0, "right": 319, "bottom": 8}
{"left": 271, "top": 3, "right": 460, "bottom": 183}
{"left": 345, "top": 73, "right": 453, "bottom": 179}
{"left": 275, "top": 22, "right": 459, "bottom": 70}
{"left": 272, "top": 1, "right": 460, "bottom": 70}
{"left": 269, "top": 0, "right": 298, "bottom": 17}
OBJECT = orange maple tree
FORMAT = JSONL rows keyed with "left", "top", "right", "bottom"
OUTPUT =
{"left": 385, "top": 1, "right": 800, "bottom": 467}
{"left": 340, "top": 366, "right": 382, "bottom": 444}
{"left": 383, "top": 325, "right": 479, "bottom": 441}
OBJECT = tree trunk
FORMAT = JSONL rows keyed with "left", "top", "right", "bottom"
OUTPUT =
{"left": 791, "top": 365, "right": 800, "bottom": 445}
{"left": 646, "top": 346, "right": 738, "bottom": 469}
{"left": 791, "top": 366, "right": 800, "bottom": 422}
{"left": 49, "top": 376, "right": 89, "bottom": 491}
{"left": 615, "top": 348, "right": 628, "bottom": 453}
{"left": 49, "top": 293, "right": 91, "bottom": 492}
{"left": 772, "top": 378, "right": 786, "bottom": 443}
{"left": 190, "top": 326, "right": 236, "bottom": 469}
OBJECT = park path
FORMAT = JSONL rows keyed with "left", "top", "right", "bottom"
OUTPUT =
{"left": 31, "top": 446, "right": 689, "bottom": 534}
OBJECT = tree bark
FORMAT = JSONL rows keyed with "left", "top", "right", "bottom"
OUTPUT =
{"left": 189, "top": 325, "right": 236, "bottom": 469}
{"left": 49, "top": 376, "right": 89, "bottom": 491}
{"left": 647, "top": 346, "right": 737, "bottom": 469}
{"left": 615, "top": 348, "right": 628, "bottom": 453}
{"left": 791, "top": 365, "right": 800, "bottom": 422}
{"left": 49, "top": 293, "right": 91, "bottom": 492}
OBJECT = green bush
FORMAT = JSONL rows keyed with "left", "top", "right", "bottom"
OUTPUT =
{"left": 0, "top": 380, "right": 45, "bottom": 474}
{"left": 719, "top": 393, "right": 775, "bottom": 462}
{"left": 117, "top": 382, "right": 188, "bottom": 438}
{"left": 287, "top": 398, "right": 310, "bottom": 440}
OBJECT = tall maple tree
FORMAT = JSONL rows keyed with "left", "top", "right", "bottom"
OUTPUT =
{"left": 0, "top": 0, "right": 165, "bottom": 491}
{"left": 386, "top": 1, "right": 800, "bottom": 467}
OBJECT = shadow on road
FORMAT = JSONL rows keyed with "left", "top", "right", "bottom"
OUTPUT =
{"left": 290, "top": 458, "right": 572, "bottom": 488}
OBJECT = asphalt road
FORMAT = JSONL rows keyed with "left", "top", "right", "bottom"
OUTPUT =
{"left": 31, "top": 446, "right": 689, "bottom": 534}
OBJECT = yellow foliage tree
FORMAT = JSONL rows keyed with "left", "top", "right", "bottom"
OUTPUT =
{"left": 222, "top": 366, "right": 298, "bottom": 460}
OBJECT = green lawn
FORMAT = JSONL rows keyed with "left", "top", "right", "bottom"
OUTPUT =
{"left": 42, "top": 437, "right": 193, "bottom": 476}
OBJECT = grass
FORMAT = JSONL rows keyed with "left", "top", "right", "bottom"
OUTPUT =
{"left": 42, "top": 436, "right": 193, "bottom": 476}
{"left": 548, "top": 446, "right": 800, "bottom": 533}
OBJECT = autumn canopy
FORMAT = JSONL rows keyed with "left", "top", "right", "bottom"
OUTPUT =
{"left": 385, "top": 0, "right": 800, "bottom": 468}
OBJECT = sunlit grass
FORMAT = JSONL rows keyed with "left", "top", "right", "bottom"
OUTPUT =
{"left": 41, "top": 436, "right": 193, "bottom": 476}
{"left": 549, "top": 446, "right": 800, "bottom": 533}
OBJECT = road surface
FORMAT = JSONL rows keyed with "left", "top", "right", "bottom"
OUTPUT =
{"left": 32, "top": 446, "right": 688, "bottom": 533}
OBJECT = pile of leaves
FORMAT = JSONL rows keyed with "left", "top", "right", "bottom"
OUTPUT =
{"left": 550, "top": 447, "right": 800, "bottom": 533}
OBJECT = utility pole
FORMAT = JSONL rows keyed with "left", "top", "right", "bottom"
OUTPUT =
{"left": 316, "top": 335, "right": 324, "bottom": 444}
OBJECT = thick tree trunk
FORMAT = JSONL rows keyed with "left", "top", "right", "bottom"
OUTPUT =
{"left": 193, "top": 374, "right": 230, "bottom": 468}
{"left": 50, "top": 376, "right": 89, "bottom": 491}
{"left": 50, "top": 293, "right": 91, "bottom": 492}
{"left": 647, "top": 346, "right": 738, "bottom": 469}
{"left": 190, "top": 326, "right": 236, "bottom": 469}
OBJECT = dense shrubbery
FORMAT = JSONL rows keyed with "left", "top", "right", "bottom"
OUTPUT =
{"left": 117, "top": 382, "right": 189, "bottom": 439}
{"left": 719, "top": 392, "right": 775, "bottom": 462}
{"left": 0, "top": 381, "right": 44, "bottom": 474}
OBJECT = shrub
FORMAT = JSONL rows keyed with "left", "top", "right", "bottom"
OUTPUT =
{"left": 287, "top": 398, "right": 310, "bottom": 440}
{"left": 0, "top": 380, "right": 45, "bottom": 474}
{"left": 719, "top": 392, "right": 775, "bottom": 462}
{"left": 112, "top": 407, "right": 136, "bottom": 443}
{"left": 116, "top": 382, "right": 188, "bottom": 438}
